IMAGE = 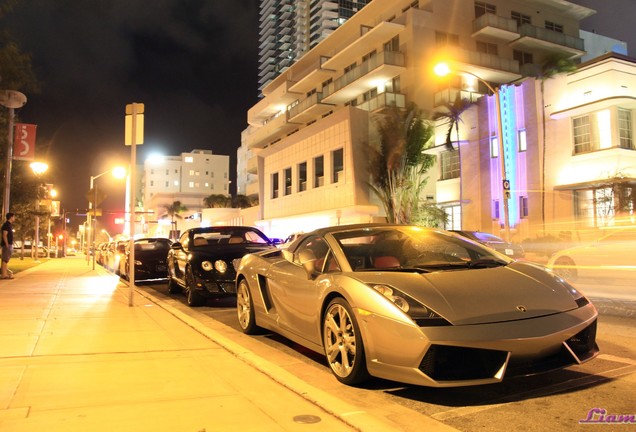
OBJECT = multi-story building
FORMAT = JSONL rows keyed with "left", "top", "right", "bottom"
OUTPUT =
{"left": 142, "top": 149, "right": 230, "bottom": 236}
{"left": 242, "top": 0, "right": 634, "bottom": 243}
{"left": 258, "top": 0, "right": 372, "bottom": 93}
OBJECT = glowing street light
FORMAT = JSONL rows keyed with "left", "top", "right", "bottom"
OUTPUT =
{"left": 29, "top": 162, "right": 48, "bottom": 261}
{"left": 434, "top": 62, "right": 511, "bottom": 242}
{"left": 87, "top": 166, "right": 126, "bottom": 269}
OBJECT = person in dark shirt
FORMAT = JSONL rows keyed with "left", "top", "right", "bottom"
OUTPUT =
{"left": 1, "top": 212, "right": 15, "bottom": 279}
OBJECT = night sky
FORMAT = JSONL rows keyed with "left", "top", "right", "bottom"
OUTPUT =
{"left": 2, "top": 0, "right": 260, "bottom": 231}
{"left": 1, "top": 0, "right": 633, "bottom": 234}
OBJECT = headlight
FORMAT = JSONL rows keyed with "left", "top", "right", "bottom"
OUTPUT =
{"left": 214, "top": 260, "right": 228, "bottom": 273}
{"left": 201, "top": 261, "right": 213, "bottom": 271}
{"left": 134, "top": 260, "right": 142, "bottom": 265}
{"left": 371, "top": 284, "right": 450, "bottom": 326}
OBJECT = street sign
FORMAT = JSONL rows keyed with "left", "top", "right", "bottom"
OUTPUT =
{"left": 502, "top": 179, "right": 510, "bottom": 190}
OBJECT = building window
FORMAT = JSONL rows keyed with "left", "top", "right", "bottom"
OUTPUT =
{"left": 362, "top": 88, "right": 378, "bottom": 101}
{"left": 314, "top": 156, "right": 324, "bottom": 187}
{"left": 344, "top": 62, "right": 356, "bottom": 73}
{"left": 272, "top": 172, "right": 279, "bottom": 199}
{"left": 165, "top": 181, "right": 169, "bottom": 187}
{"left": 188, "top": 181, "right": 194, "bottom": 188}
{"left": 493, "top": 200, "right": 500, "bottom": 219}
{"left": 435, "top": 31, "right": 459, "bottom": 46}
{"left": 189, "top": 169, "right": 195, "bottom": 176}
{"left": 150, "top": 180, "right": 154, "bottom": 187}
{"left": 545, "top": 21, "right": 563, "bottom": 33}
{"left": 440, "top": 150, "right": 460, "bottom": 180}
{"left": 298, "top": 162, "right": 307, "bottom": 192}
{"left": 513, "top": 50, "right": 533, "bottom": 65}
{"left": 284, "top": 167, "right": 292, "bottom": 195}
{"left": 362, "top": 50, "right": 376, "bottom": 63}
{"left": 332, "top": 148, "right": 344, "bottom": 183}
{"left": 572, "top": 114, "right": 593, "bottom": 153}
{"left": 443, "top": 205, "right": 461, "bottom": 230}
{"left": 474, "top": 1, "right": 496, "bottom": 18}
{"left": 476, "top": 41, "right": 498, "bottom": 55}
{"left": 165, "top": 169, "right": 169, "bottom": 175}
{"left": 518, "top": 129, "right": 527, "bottom": 152}
{"left": 173, "top": 180, "right": 179, "bottom": 186}
{"left": 345, "top": 98, "right": 358, "bottom": 107}
{"left": 490, "top": 136, "right": 499, "bottom": 158}
{"left": 520, "top": 196, "right": 529, "bottom": 217}
{"left": 619, "top": 108, "right": 633, "bottom": 149}
{"left": 184, "top": 156, "right": 193, "bottom": 163}
{"left": 384, "top": 35, "right": 399, "bottom": 52}
{"left": 511, "top": 11, "right": 531, "bottom": 26}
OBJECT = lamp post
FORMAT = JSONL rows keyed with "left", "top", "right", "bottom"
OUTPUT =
{"left": 1, "top": 90, "right": 27, "bottom": 218}
{"left": 29, "top": 162, "right": 48, "bottom": 261}
{"left": 434, "top": 63, "right": 511, "bottom": 242}
{"left": 88, "top": 167, "right": 126, "bottom": 269}
{"left": 101, "top": 229, "right": 112, "bottom": 242}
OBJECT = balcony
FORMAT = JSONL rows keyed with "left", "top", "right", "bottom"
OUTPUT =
{"left": 472, "top": 13, "right": 519, "bottom": 41}
{"left": 433, "top": 88, "right": 483, "bottom": 108}
{"left": 247, "top": 156, "right": 258, "bottom": 174}
{"left": 357, "top": 92, "right": 406, "bottom": 112}
{"left": 510, "top": 24, "right": 585, "bottom": 59}
{"left": 442, "top": 46, "right": 521, "bottom": 84}
{"left": 246, "top": 112, "right": 300, "bottom": 150}
{"left": 322, "top": 51, "right": 405, "bottom": 104}
{"left": 288, "top": 92, "right": 335, "bottom": 123}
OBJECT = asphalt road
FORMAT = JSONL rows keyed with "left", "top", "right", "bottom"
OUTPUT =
{"left": 130, "top": 278, "right": 636, "bottom": 432}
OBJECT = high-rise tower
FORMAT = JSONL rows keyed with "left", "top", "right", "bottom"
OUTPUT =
{"left": 257, "top": 0, "right": 372, "bottom": 94}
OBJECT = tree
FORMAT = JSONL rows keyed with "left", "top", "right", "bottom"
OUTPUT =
{"left": 203, "top": 194, "right": 230, "bottom": 208}
{"left": 433, "top": 95, "right": 474, "bottom": 228}
{"left": 161, "top": 201, "right": 187, "bottom": 238}
{"left": 231, "top": 194, "right": 253, "bottom": 209}
{"left": 369, "top": 103, "right": 441, "bottom": 225}
{"left": 535, "top": 55, "right": 577, "bottom": 234}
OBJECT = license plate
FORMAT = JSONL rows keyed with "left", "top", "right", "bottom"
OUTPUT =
{"left": 156, "top": 265, "right": 167, "bottom": 271}
{"left": 505, "top": 249, "right": 514, "bottom": 256}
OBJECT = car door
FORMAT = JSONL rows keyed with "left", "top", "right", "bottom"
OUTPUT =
{"left": 266, "top": 235, "right": 333, "bottom": 345}
{"left": 170, "top": 232, "right": 191, "bottom": 282}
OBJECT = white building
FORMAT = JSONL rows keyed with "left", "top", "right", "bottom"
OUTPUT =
{"left": 240, "top": 0, "right": 608, "bottom": 240}
{"left": 142, "top": 149, "right": 230, "bottom": 237}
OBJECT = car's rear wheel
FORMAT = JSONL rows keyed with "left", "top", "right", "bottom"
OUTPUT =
{"left": 322, "top": 298, "right": 369, "bottom": 386}
{"left": 185, "top": 266, "right": 205, "bottom": 307}
{"left": 554, "top": 256, "right": 578, "bottom": 281}
{"left": 237, "top": 278, "right": 262, "bottom": 334}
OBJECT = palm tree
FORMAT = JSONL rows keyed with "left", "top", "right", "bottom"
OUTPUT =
{"left": 161, "top": 201, "right": 187, "bottom": 238}
{"left": 433, "top": 95, "right": 474, "bottom": 228}
{"left": 535, "top": 55, "right": 577, "bottom": 234}
{"left": 203, "top": 194, "right": 230, "bottom": 208}
{"left": 369, "top": 103, "right": 438, "bottom": 224}
{"left": 231, "top": 194, "right": 253, "bottom": 208}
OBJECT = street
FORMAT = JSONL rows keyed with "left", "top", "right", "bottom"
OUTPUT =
{"left": 135, "top": 279, "right": 636, "bottom": 432}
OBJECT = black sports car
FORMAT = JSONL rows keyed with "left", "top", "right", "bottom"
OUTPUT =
{"left": 120, "top": 237, "right": 173, "bottom": 281}
{"left": 167, "top": 226, "right": 277, "bottom": 306}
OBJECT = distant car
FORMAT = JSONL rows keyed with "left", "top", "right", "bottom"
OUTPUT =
{"left": 119, "top": 238, "right": 173, "bottom": 281}
{"left": 547, "top": 228, "right": 636, "bottom": 283}
{"left": 167, "top": 226, "right": 277, "bottom": 306}
{"left": 278, "top": 232, "right": 304, "bottom": 249}
{"left": 236, "top": 224, "right": 598, "bottom": 387}
{"left": 105, "top": 240, "right": 127, "bottom": 274}
{"left": 451, "top": 230, "right": 525, "bottom": 258}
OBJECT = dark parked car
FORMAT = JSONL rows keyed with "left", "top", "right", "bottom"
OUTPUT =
{"left": 167, "top": 226, "right": 277, "bottom": 306}
{"left": 119, "top": 238, "right": 173, "bottom": 281}
{"left": 451, "top": 230, "right": 525, "bottom": 259}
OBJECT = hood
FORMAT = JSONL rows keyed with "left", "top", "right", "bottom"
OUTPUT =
{"left": 356, "top": 262, "right": 578, "bottom": 325}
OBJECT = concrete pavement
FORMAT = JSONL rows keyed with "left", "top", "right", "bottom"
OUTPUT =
{"left": 0, "top": 256, "right": 457, "bottom": 432}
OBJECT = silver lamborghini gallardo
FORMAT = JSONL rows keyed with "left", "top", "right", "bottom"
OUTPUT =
{"left": 236, "top": 224, "right": 599, "bottom": 387}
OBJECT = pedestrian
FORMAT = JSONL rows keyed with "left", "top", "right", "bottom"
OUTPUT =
{"left": 1, "top": 212, "right": 15, "bottom": 279}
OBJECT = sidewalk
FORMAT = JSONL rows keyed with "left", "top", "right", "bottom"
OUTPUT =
{"left": 0, "top": 256, "right": 463, "bottom": 432}
{"left": 0, "top": 256, "right": 410, "bottom": 432}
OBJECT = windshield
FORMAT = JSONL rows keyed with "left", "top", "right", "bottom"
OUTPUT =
{"left": 190, "top": 228, "right": 270, "bottom": 247}
{"left": 332, "top": 227, "right": 511, "bottom": 272}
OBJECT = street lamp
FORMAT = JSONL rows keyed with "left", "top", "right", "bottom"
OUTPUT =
{"left": 101, "top": 229, "right": 112, "bottom": 242}
{"left": 434, "top": 62, "right": 511, "bottom": 242}
{"left": 30, "top": 161, "right": 48, "bottom": 261}
{"left": 1, "top": 90, "right": 27, "bottom": 218}
{"left": 88, "top": 166, "right": 126, "bottom": 269}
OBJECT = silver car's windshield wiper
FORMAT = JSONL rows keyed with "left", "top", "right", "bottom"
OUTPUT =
{"left": 412, "top": 259, "right": 507, "bottom": 271}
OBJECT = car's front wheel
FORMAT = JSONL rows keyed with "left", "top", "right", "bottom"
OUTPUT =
{"left": 184, "top": 266, "right": 205, "bottom": 307}
{"left": 237, "top": 278, "right": 262, "bottom": 334}
{"left": 322, "top": 298, "right": 369, "bottom": 386}
{"left": 553, "top": 256, "right": 578, "bottom": 281}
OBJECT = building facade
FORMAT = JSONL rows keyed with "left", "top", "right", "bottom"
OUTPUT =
{"left": 142, "top": 149, "right": 230, "bottom": 236}
{"left": 241, "top": 0, "right": 634, "bottom": 243}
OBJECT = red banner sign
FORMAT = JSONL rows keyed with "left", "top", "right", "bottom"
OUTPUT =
{"left": 13, "top": 123, "right": 37, "bottom": 161}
